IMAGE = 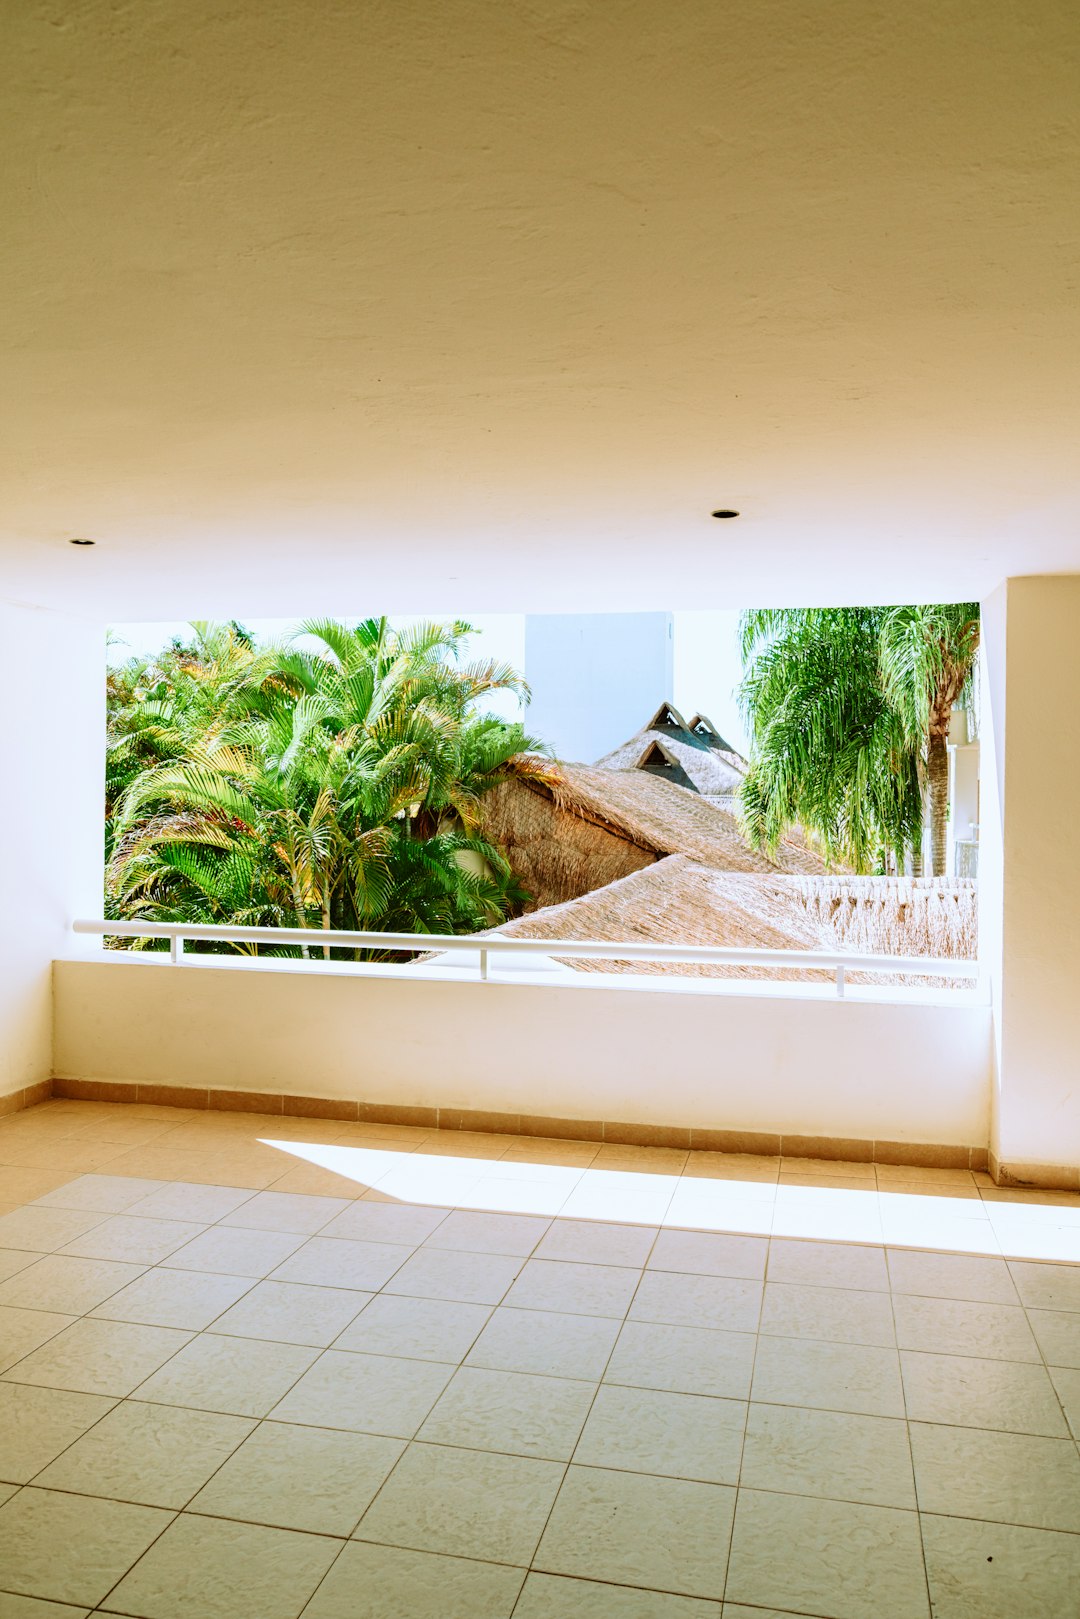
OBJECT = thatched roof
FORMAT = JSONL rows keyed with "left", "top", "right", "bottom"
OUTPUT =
{"left": 500, "top": 755, "right": 827, "bottom": 876}
{"left": 490, "top": 860, "right": 977, "bottom": 984}
{"left": 595, "top": 702, "right": 747, "bottom": 795}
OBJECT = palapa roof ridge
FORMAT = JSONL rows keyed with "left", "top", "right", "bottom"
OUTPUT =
{"left": 504, "top": 753, "right": 825, "bottom": 874}
{"left": 489, "top": 856, "right": 977, "bottom": 982}
{"left": 594, "top": 702, "right": 747, "bottom": 794}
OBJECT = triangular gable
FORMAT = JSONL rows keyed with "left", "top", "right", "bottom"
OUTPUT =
{"left": 687, "top": 712, "right": 719, "bottom": 738}
{"left": 633, "top": 738, "right": 697, "bottom": 790}
{"left": 643, "top": 701, "right": 687, "bottom": 732}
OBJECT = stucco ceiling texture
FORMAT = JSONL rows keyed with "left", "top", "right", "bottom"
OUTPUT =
{"left": 3, "top": 0, "right": 1079, "bottom": 616}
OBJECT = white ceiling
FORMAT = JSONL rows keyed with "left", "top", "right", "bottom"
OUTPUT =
{"left": 4, "top": 0, "right": 1079, "bottom": 618}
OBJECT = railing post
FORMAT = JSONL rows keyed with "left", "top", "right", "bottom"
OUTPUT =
{"left": 170, "top": 935, "right": 184, "bottom": 965}
{"left": 835, "top": 964, "right": 845, "bottom": 999}
{"left": 479, "top": 947, "right": 489, "bottom": 982}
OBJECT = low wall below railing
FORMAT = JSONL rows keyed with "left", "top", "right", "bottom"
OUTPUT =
{"left": 52, "top": 954, "right": 992, "bottom": 1149}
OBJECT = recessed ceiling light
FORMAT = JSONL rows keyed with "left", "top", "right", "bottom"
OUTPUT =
{"left": 69, "top": 536, "right": 96, "bottom": 546}
{"left": 710, "top": 510, "right": 740, "bottom": 520}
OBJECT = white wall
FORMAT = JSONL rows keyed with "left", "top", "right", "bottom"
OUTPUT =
{"left": 524, "top": 612, "right": 673, "bottom": 763}
{"left": 982, "top": 576, "right": 1080, "bottom": 1176}
{"left": 53, "top": 958, "right": 991, "bottom": 1147}
{"left": 0, "top": 602, "right": 104, "bottom": 1101}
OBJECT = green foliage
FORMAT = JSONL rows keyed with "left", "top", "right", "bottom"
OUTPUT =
{"left": 107, "top": 620, "right": 541, "bottom": 954}
{"left": 738, "top": 603, "right": 980, "bottom": 875}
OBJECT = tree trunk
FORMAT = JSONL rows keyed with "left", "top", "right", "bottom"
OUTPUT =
{"left": 928, "top": 730, "right": 949, "bottom": 876}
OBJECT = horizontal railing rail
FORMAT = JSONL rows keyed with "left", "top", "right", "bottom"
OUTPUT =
{"left": 73, "top": 919, "right": 980, "bottom": 998}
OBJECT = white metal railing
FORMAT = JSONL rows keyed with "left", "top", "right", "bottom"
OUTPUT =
{"left": 73, "top": 920, "right": 980, "bottom": 1000}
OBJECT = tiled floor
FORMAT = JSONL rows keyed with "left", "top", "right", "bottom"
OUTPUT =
{"left": 0, "top": 1101, "right": 1078, "bottom": 1617}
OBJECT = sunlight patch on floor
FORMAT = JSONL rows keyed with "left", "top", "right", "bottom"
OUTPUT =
{"left": 259, "top": 1139, "right": 1080, "bottom": 1263}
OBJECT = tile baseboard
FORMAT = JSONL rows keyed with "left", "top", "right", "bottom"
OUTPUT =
{"left": 39, "top": 1074, "right": 1013, "bottom": 1179}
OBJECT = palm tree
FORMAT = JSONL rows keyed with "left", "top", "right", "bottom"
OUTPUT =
{"left": 108, "top": 618, "right": 543, "bottom": 953}
{"left": 738, "top": 603, "right": 979, "bottom": 875}
{"left": 876, "top": 604, "right": 980, "bottom": 877}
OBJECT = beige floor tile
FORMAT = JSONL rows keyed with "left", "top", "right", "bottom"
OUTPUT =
{"left": 419, "top": 1365, "right": 595, "bottom": 1460}
{"left": 305, "top": 1540, "right": 525, "bottom": 1618}
{"left": 751, "top": 1335, "right": 905, "bottom": 1417}
{"left": 781, "top": 1157, "right": 877, "bottom": 1181}
{"left": 0, "top": 1487, "right": 172, "bottom": 1608}
{"left": 879, "top": 1214, "right": 1001, "bottom": 1255}
{"left": 910, "top": 1421, "right": 1080, "bottom": 1530}
{"left": 266, "top": 1162, "right": 377, "bottom": 1198}
{"left": 892, "top": 1293, "right": 1040, "bottom": 1361}
{"left": 216, "top": 1190, "right": 351, "bottom": 1235}
{"left": 685, "top": 1153, "right": 780, "bottom": 1179}
{"left": 770, "top": 1206, "right": 884, "bottom": 1247}
{"left": 209, "top": 1278, "right": 370, "bottom": 1346}
{"left": 385, "top": 1246, "right": 522, "bottom": 1305}
{"left": 89, "top": 1266, "right": 255, "bottom": 1330}
{"left": 1027, "top": 1306, "right": 1080, "bottom": 1368}
{"left": 96, "top": 1148, "right": 233, "bottom": 1185}
{"left": 726, "top": 1488, "right": 928, "bottom": 1619}
{"left": 900, "top": 1349, "right": 1069, "bottom": 1435}
{"left": 885, "top": 1248, "right": 1018, "bottom": 1304}
{"left": 515, "top": 1572, "right": 721, "bottom": 1616}
{"left": 721, "top": 1609, "right": 812, "bottom": 1619}
{"left": 271, "top": 1349, "right": 454, "bottom": 1436}
{"left": 921, "top": 1512, "right": 1080, "bottom": 1619}
{"left": 0, "top": 1307, "right": 77, "bottom": 1373}
{"left": 423, "top": 1209, "right": 550, "bottom": 1256}
{"left": 0, "top": 1169, "right": 83, "bottom": 1205}
{"left": 648, "top": 1229, "right": 768, "bottom": 1280}
{"left": 0, "top": 1207, "right": 106, "bottom": 1254}
{"left": 501, "top": 1139, "right": 598, "bottom": 1165}
{"left": 767, "top": 1238, "right": 889, "bottom": 1291}
{"left": 4, "top": 1141, "right": 129, "bottom": 1174}
{"left": 190, "top": 1419, "right": 403, "bottom": 1534}
{"left": 0, "top": 1254, "right": 147, "bottom": 1314}
{"left": 67, "top": 1115, "right": 181, "bottom": 1146}
{"left": 994, "top": 1222, "right": 1080, "bottom": 1263}
{"left": 36, "top": 1399, "right": 254, "bottom": 1507}
{"left": 3, "top": 1317, "right": 191, "bottom": 1396}
{"left": 0, "top": 1250, "right": 39, "bottom": 1284}
{"left": 101, "top": 1512, "right": 340, "bottom": 1619}
{"left": 503, "top": 1258, "right": 637, "bottom": 1319}
{"left": 336, "top": 1294, "right": 491, "bottom": 1363}
{"left": 574, "top": 1384, "right": 745, "bottom": 1484}
{"left": 876, "top": 1166, "right": 974, "bottom": 1187}
{"left": 0, "top": 1383, "right": 115, "bottom": 1482}
{"left": 123, "top": 1181, "right": 257, "bottom": 1222}
{"left": 534, "top": 1219, "right": 657, "bottom": 1269}
{"left": 31, "top": 1174, "right": 167, "bottom": 1213}
{"left": 61, "top": 1214, "right": 206, "bottom": 1266}
{"left": 592, "top": 1147, "right": 689, "bottom": 1174}
{"left": 606, "top": 1320, "right": 755, "bottom": 1399}
{"left": 1008, "top": 1259, "right": 1080, "bottom": 1311}
{"left": 535, "top": 1464, "right": 734, "bottom": 1599}
{"left": 415, "top": 1132, "right": 514, "bottom": 1160}
{"left": 160, "top": 1225, "right": 306, "bottom": 1278}
{"left": 0, "top": 1592, "right": 93, "bottom": 1617}
{"left": 133, "top": 1333, "right": 317, "bottom": 1416}
{"left": 314, "top": 1199, "right": 449, "bottom": 1246}
{"left": 269, "top": 1232, "right": 413, "bottom": 1289}
{"left": 557, "top": 1171, "right": 679, "bottom": 1225}
{"left": 629, "top": 1270, "right": 762, "bottom": 1332}
{"left": 467, "top": 1305, "right": 621, "bottom": 1381}
{"left": 355, "top": 1441, "right": 563, "bottom": 1565}
{"left": 463, "top": 1172, "right": 590, "bottom": 1218}
{"left": 740, "top": 1402, "right": 916, "bottom": 1508}
{"left": 760, "top": 1281, "right": 897, "bottom": 1347}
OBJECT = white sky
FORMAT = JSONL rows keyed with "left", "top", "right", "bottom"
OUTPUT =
{"left": 109, "top": 610, "right": 752, "bottom": 755}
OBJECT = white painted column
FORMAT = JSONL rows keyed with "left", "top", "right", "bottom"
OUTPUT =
{"left": 980, "top": 576, "right": 1080, "bottom": 1182}
{"left": 0, "top": 601, "right": 104, "bottom": 1103}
